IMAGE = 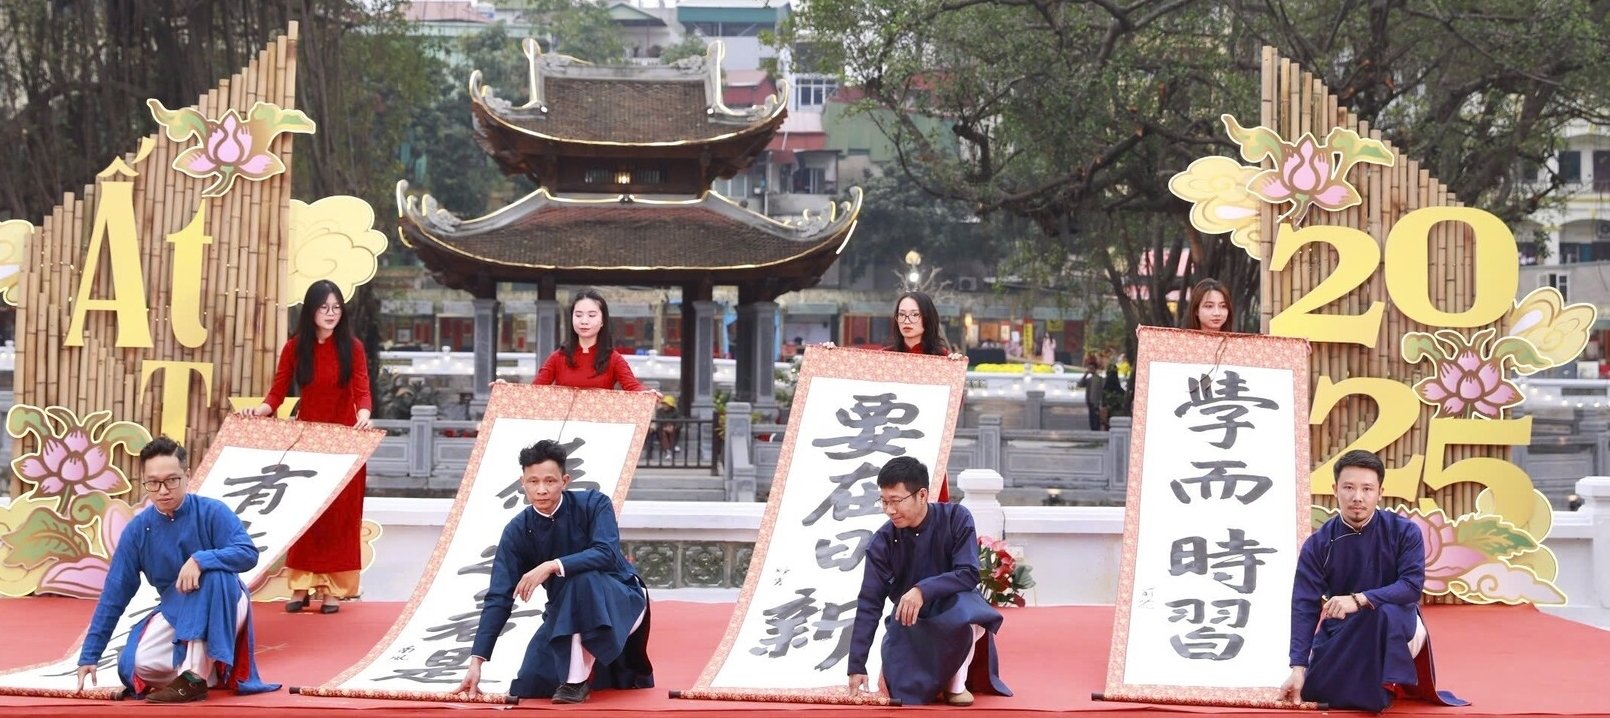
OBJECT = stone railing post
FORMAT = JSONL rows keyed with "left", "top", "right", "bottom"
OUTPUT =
{"left": 978, "top": 415, "right": 1002, "bottom": 473}
{"left": 1106, "top": 417, "right": 1132, "bottom": 490}
{"left": 1579, "top": 476, "right": 1610, "bottom": 608}
{"left": 725, "top": 402, "right": 756, "bottom": 501}
{"left": 409, "top": 404, "right": 437, "bottom": 479}
{"left": 1024, "top": 390, "right": 1044, "bottom": 431}
{"left": 958, "top": 469, "right": 1006, "bottom": 540}
{"left": 1582, "top": 411, "right": 1610, "bottom": 475}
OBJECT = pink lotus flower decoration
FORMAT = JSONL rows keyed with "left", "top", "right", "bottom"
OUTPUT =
{"left": 1398, "top": 509, "right": 1487, "bottom": 593}
{"left": 1402, "top": 328, "right": 1539, "bottom": 420}
{"left": 16, "top": 429, "right": 125, "bottom": 500}
{"left": 1220, "top": 116, "right": 1394, "bottom": 226}
{"left": 37, "top": 498, "right": 140, "bottom": 599}
{"left": 148, "top": 99, "right": 316, "bottom": 198}
{"left": 1418, "top": 351, "right": 1521, "bottom": 419}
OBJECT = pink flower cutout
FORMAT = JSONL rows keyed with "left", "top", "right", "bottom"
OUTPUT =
{"left": 37, "top": 499, "right": 140, "bottom": 599}
{"left": 1416, "top": 350, "right": 1522, "bottom": 418}
{"left": 16, "top": 429, "right": 126, "bottom": 499}
{"left": 183, "top": 112, "right": 274, "bottom": 176}
{"left": 1250, "top": 136, "right": 1361, "bottom": 221}
{"left": 1398, "top": 510, "right": 1487, "bottom": 593}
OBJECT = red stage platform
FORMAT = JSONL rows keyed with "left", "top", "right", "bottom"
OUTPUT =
{"left": 0, "top": 597, "right": 1603, "bottom": 716}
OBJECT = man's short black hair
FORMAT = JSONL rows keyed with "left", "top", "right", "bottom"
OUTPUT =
{"left": 877, "top": 456, "right": 929, "bottom": 494}
{"left": 519, "top": 439, "right": 568, "bottom": 471}
{"left": 139, "top": 435, "right": 187, "bottom": 466}
{"left": 1333, "top": 449, "right": 1385, "bottom": 485}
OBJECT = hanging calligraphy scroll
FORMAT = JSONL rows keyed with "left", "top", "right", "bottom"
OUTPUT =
{"left": 678, "top": 346, "right": 967, "bottom": 705}
{"left": 299, "top": 383, "right": 654, "bottom": 703}
{"left": 1100, "top": 327, "right": 1313, "bottom": 709}
{"left": 0, "top": 415, "right": 381, "bottom": 699}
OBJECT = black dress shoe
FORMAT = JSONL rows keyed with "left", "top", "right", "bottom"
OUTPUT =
{"left": 552, "top": 681, "right": 591, "bottom": 704}
{"left": 319, "top": 600, "right": 340, "bottom": 614}
{"left": 284, "top": 596, "right": 309, "bottom": 613}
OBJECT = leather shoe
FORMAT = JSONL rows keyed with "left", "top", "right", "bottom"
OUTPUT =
{"left": 147, "top": 671, "right": 208, "bottom": 703}
{"left": 944, "top": 689, "right": 974, "bottom": 706}
{"left": 284, "top": 596, "right": 309, "bottom": 613}
{"left": 552, "top": 681, "right": 591, "bottom": 704}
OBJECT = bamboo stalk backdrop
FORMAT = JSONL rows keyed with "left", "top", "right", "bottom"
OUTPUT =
{"left": 1257, "top": 48, "right": 1501, "bottom": 602}
{"left": 10, "top": 24, "right": 298, "bottom": 499}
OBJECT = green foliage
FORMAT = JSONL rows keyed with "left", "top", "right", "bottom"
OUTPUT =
{"left": 786, "top": 0, "right": 1610, "bottom": 413}
{"left": 1454, "top": 515, "right": 1539, "bottom": 559}
{"left": 0, "top": 508, "right": 88, "bottom": 570}
{"left": 659, "top": 34, "right": 709, "bottom": 65}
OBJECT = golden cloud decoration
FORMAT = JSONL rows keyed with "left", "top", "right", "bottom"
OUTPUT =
{"left": 1503, "top": 287, "right": 1597, "bottom": 375}
{"left": 251, "top": 519, "right": 384, "bottom": 601}
{"left": 288, "top": 196, "right": 389, "bottom": 304}
{"left": 1167, "top": 156, "right": 1262, "bottom": 260}
{"left": 0, "top": 220, "right": 31, "bottom": 306}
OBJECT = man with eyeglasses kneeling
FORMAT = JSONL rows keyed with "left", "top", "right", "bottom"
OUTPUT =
{"left": 75, "top": 436, "right": 279, "bottom": 702}
{"left": 847, "top": 457, "right": 1011, "bottom": 706}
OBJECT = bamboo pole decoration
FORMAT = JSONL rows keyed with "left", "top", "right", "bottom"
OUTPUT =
{"left": 10, "top": 26, "right": 300, "bottom": 499}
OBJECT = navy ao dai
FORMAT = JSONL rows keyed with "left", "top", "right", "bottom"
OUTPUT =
{"left": 849, "top": 502, "right": 1010, "bottom": 704}
{"left": 470, "top": 489, "right": 652, "bottom": 698}
{"left": 1291, "top": 509, "right": 1465, "bottom": 711}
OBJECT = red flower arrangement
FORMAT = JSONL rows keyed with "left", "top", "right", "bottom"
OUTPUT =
{"left": 977, "top": 535, "right": 1035, "bottom": 607}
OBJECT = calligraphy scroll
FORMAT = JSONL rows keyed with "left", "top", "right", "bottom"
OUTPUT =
{"left": 300, "top": 383, "right": 654, "bottom": 703}
{"left": 0, "top": 415, "right": 381, "bottom": 698}
{"left": 679, "top": 346, "right": 967, "bottom": 704}
{"left": 1100, "top": 327, "right": 1313, "bottom": 709}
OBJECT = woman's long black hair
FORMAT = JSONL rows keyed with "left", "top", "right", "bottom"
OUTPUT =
{"left": 887, "top": 290, "right": 950, "bottom": 355}
{"left": 563, "top": 288, "right": 615, "bottom": 376}
{"left": 294, "top": 279, "right": 354, "bottom": 388}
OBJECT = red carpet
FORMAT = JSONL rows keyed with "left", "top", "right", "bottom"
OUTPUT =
{"left": 0, "top": 597, "right": 1604, "bottom": 716}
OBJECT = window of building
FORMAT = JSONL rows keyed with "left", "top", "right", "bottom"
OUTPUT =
{"left": 793, "top": 166, "right": 827, "bottom": 194}
{"left": 1559, "top": 150, "right": 1582, "bottom": 183}
{"left": 1561, "top": 242, "right": 1592, "bottom": 263}
{"left": 1542, "top": 272, "right": 1570, "bottom": 301}
{"left": 685, "top": 21, "right": 767, "bottom": 37}
{"left": 1595, "top": 150, "right": 1610, "bottom": 192}
{"left": 794, "top": 76, "right": 837, "bottom": 110}
{"left": 634, "top": 167, "right": 665, "bottom": 185}
{"left": 584, "top": 167, "right": 614, "bottom": 185}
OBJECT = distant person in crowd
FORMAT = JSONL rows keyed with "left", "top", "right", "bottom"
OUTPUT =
{"left": 1037, "top": 331, "right": 1057, "bottom": 365}
{"left": 248, "top": 279, "right": 373, "bottom": 615}
{"left": 654, "top": 394, "right": 680, "bottom": 456}
{"left": 457, "top": 440, "right": 652, "bottom": 703}
{"left": 1184, "top": 278, "right": 1234, "bottom": 332}
{"left": 1078, "top": 353, "right": 1105, "bottom": 431}
{"left": 847, "top": 457, "right": 1010, "bottom": 705}
{"left": 530, "top": 289, "right": 646, "bottom": 391}
{"left": 1281, "top": 450, "right": 1466, "bottom": 711}
{"left": 76, "top": 437, "right": 278, "bottom": 702}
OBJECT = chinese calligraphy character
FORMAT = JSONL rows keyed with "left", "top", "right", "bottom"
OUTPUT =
{"left": 802, "top": 462, "right": 881, "bottom": 527}
{"left": 1170, "top": 460, "right": 1272, "bottom": 505}
{"left": 1172, "top": 371, "right": 1280, "bottom": 449}
{"left": 222, "top": 463, "right": 316, "bottom": 514}
{"left": 815, "top": 529, "right": 874, "bottom": 572}
{"left": 750, "top": 589, "right": 820, "bottom": 658}
{"left": 811, "top": 599, "right": 858, "bottom": 671}
{"left": 810, "top": 393, "right": 925, "bottom": 460}
{"left": 1164, "top": 598, "right": 1251, "bottom": 660}
{"left": 1170, "top": 529, "right": 1277, "bottom": 594}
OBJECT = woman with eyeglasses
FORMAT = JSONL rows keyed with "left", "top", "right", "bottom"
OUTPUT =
{"left": 887, "top": 291, "right": 951, "bottom": 355}
{"left": 246, "top": 279, "right": 374, "bottom": 615}
{"left": 885, "top": 290, "right": 957, "bottom": 502}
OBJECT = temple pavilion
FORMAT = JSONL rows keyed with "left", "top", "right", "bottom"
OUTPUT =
{"left": 397, "top": 39, "right": 862, "bottom": 423}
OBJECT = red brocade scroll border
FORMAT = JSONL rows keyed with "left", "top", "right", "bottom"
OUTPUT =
{"left": 1101, "top": 327, "right": 1314, "bottom": 708}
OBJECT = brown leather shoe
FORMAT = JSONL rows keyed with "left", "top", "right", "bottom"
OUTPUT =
{"left": 147, "top": 671, "right": 208, "bottom": 703}
{"left": 943, "top": 689, "right": 975, "bottom": 706}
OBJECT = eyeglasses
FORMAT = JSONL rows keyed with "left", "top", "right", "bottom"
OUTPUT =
{"left": 318, "top": 303, "right": 343, "bottom": 315}
{"left": 896, "top": 312, "right": 923, "bottom": 324}
{"left": 142, "top": 477, "right": 183, "bottom": 492}
{"left": 874, "top": 490, "right": 920, "bottom": 508}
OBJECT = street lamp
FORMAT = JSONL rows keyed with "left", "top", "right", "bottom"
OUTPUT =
{"left": 904, "top": 250, "right": 923, "bottom": 288}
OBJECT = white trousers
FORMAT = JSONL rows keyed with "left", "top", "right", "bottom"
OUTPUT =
{"left": 947, "top": 624, "right": 987, "bottom": 693}
{"left": 564, "top": 591, "right": 648, "bottom": 684}
{"left": 133, "top": 592, "right": 248, "bottom": 688}
{"left": 1408, "top": 614, "right": 1427, "bottom": 658}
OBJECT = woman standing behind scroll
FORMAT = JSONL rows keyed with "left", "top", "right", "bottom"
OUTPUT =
{"left": 1183, "top": 278, "right": 1234, "bottom": 333}
{"left": 248, "top": 279, "right": 373, "bottom": 615}
{"left": 534, "top": 289, "right": 646, "bottom": 391}
{"left": 885, "top": 290, "right": 955, "bottom": 501}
